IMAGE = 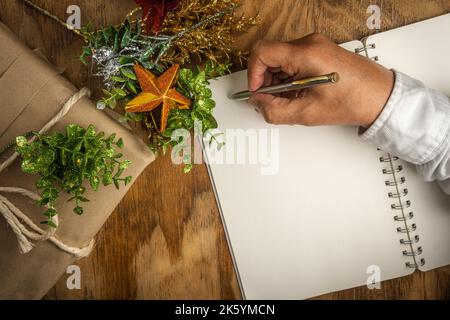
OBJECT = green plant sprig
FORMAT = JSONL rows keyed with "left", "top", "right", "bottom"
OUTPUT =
{"left": 133, "top": 61, "right": 227, "bottom": 173}
{"left": 15, "top": 125, "right": 132, "bottom": 227}
{"left": 144, "top": 61, "right": 229, "bottom": 170}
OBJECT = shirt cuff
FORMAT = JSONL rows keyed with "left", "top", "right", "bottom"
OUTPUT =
{"left": 359, "top": 70, "right": 450, "bottom": 165}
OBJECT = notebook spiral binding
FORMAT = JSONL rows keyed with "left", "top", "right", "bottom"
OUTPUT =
{"left": 379, "top": 151, "right": 425, "bottom": 269}
{"left": 355, "top": 40, "right": 425, "bottom": 269}
{"left": 354, "top": 41, "right": 379, "bottom": 61}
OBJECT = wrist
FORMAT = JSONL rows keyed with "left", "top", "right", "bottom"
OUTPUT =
{"left": 360, "top": 69, "right": 395, "bottom": 128}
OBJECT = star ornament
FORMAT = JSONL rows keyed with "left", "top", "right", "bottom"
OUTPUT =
{"left": 125, "top": 64, "right": 191, "bottom": 132}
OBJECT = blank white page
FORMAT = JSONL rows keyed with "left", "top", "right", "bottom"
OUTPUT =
{"left": 206, "top": 40, "right": 411, "bottom": 299}
{"left": 367, "top": 14, "right": 450, "bottom": 271}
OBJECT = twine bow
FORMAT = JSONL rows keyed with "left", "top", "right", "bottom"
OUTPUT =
{"left": 0, "top": 88, "right": 94, "bottom": 258}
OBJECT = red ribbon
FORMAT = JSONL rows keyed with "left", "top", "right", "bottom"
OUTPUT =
{"left": 134, "top": 0, "right": 179, "bottom": 34}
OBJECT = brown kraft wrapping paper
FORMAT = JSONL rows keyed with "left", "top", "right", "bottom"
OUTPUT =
{"left": 0, "top": 23, "right": 154, "bottom": 299}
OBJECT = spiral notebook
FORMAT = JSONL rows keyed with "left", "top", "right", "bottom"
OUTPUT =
{"left": 205, "top": 14, "right": 450, "bottom": 299}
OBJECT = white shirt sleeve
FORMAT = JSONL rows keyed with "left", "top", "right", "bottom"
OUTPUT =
{"left": 360, "top": 70, "right": 450, "bottom": 194}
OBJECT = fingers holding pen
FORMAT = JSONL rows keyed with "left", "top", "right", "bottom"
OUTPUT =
{"left": 248, "top": 91, "right": 317, "bottom": 126}
{"left": 247, "top": 40, "right": 297, "bottom": 91}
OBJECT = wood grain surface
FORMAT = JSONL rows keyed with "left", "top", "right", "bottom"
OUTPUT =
{"left": 0, "top": 0, "right": 449, "bottom": 300}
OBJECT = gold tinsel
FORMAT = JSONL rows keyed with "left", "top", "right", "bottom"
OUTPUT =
{"left": 159, "top": 0, "right": 257, "bottom": 66}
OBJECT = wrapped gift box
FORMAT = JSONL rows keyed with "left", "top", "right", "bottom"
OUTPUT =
{"left": 0, "top": 22, "right": 154, "bottom": 299}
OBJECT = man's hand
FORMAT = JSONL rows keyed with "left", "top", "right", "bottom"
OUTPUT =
{"left": 247, "top": 34, "right": 394, "bottom": 128}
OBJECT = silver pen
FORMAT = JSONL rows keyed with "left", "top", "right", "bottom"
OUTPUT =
{"left": 229, "top": 72, "right": 340, "bottom": 101}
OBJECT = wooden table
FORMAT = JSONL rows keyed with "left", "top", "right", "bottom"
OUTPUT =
{"left": 0, "top": 0, "right": 449, "bottom": 299}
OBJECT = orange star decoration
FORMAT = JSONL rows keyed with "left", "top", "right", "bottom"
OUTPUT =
{"left": 125, "top": 64, "right": 191, "bottom": 132}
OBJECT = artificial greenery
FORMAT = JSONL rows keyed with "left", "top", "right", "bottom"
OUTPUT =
{"left": 80, "top": 18, "right": 231, "bottom": 113}
{"left": 15, "top": 125, "right": 132, "bottom": 227}
{"left": 74, "top": 3, "right": 250, "bottom": 172}
{"left": 80, "top": 18, "right": 165, "bottom": 108}
{"left": 91, "top": 50, "right": 228, "bottom": 172}
{"left": 79, "top": 22, "right": 229, "bottom": 171}
{"left": 22, "top": 0, "right": 256, "bottom": 173}
{"left": 145, "top": 61, "right": 229, "bottom": 171}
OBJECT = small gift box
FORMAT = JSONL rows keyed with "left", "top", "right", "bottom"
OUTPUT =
{"left": 0, "top": 23, "right": 154, "bottom": 299}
